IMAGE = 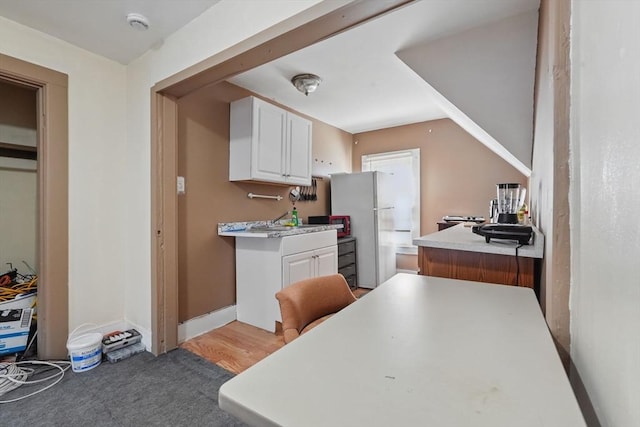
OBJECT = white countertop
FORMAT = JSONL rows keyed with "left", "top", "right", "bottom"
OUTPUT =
{"left": 219, "top": 274, "right": 585, "bottom": 427}
{"left": 218, "top": 221, "right": 342, "bottom": 238}
{"left": 413, "top": 223, "right": 544, "bottom": 258}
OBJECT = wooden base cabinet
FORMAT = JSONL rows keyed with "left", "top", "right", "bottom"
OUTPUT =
{"left": 418, "top": 246, "right": 536, "bottom": 289}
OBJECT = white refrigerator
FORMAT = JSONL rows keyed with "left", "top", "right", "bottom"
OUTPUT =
{"left": 331, "top": 171, "right": 396, "bottom": 289}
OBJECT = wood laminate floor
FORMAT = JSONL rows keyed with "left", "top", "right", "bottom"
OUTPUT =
{"left": 181, "top": 320, "right": 284, "bottom": 374}
{"left": 181, "top": 287, "right": 370, "bottom": 374}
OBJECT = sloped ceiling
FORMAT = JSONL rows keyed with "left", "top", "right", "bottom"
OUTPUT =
{"left": 397, "top": 10, "right": 539, "bottom": 174}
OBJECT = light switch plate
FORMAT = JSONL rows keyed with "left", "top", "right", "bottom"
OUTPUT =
{"left": 177, "top": 176, "right": 185, "bottom": 194}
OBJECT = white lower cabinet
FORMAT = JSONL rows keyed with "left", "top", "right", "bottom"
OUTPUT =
{"left": 282, "top": 246, "right": 338, "bottom": 288}
{"left": 235, "top": 231, "right": 337, "bottom": 332}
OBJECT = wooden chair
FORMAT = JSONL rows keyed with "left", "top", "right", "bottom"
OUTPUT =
{"left": 275, "top": 274, "right": 357, "bottom": 344}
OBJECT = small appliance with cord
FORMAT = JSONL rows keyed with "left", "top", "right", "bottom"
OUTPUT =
{"left": 472, "top": 224, "right": 533, "bottom": 245}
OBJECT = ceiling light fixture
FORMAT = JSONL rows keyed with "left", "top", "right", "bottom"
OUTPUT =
{"left": 291, "top": 74, "right": 322, "bottom": 96}
{"left": 127, "top": 13, "right": 150, "bottom": 31}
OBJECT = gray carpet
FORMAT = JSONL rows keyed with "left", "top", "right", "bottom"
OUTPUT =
{"left": 2, "top": 348, "right": 248, "bottom": 426}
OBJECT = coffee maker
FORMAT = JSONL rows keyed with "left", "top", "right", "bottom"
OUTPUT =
{"left": 496, "top": 183, "right": 522, "bottom": 224}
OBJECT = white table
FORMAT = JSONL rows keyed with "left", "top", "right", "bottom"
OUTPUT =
{"left": 219, "top": 274, "right": 585, "bottom": 427}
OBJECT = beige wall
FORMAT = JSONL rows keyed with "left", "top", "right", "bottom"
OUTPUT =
{"left": 177, "top": 82, "right": 351, "bottom": 321}
{"left": 530, "top": 0, "right": 571, "bottom": 366}
{"left": 311, "top": 120, "right": 352, "bottom": 176}
{"left": 177, "top": 98, "right": 527, "bottom": 320}
{"left": 352, "top": 119, "right": 528, "bottom": 270}
{"left": 0, "top": 80, "right": 37, "bottom": 146}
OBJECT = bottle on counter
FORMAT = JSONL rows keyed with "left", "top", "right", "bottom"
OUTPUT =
{"left": 291, "top": 207, "right": 299, "bottom": 226}
{"left": 517, "top": 202, "right": 529, "bottom": 225}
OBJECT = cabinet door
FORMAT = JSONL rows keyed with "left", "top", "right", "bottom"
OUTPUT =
{"left": 282, "top": 250, "right": 315, "bottom": 288}
{"left": 252, "top": 98, "right": 287, "bottom": 182}
{"left": 315, "top": 245, "right": 338, "bottom": 277}
{"left": 285, "top": 113, "right": 312, "bottom": 185}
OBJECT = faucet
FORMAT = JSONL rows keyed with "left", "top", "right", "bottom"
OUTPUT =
{"left": 270, "top": 211, "right": 290, "bottom": 225}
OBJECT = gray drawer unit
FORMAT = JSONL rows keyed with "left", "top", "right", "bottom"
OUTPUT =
{"left": 338, "top": 252, "right": 356, "bottom": 268}
{"left": 337, "top": 236, "right": 357, "bottom": 289}
{"left": 338, "top": 239, "right": 356, "bottom": 255}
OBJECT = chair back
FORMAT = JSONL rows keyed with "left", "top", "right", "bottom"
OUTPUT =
{"left": 276, "top": 274, "right": 357, "bottom": 343}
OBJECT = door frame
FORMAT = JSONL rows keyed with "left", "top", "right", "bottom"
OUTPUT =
{"left": 0, "top": 54, "right": 69, "bottom": 359}
{"left": 149, "top": 0, "right": 414, "bottom": 354}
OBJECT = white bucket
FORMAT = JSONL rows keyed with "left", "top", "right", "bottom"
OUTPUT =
{"left": 66, "top": 324, "right": 102, "bottom": 373}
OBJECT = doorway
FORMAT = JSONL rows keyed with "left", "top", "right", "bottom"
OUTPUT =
{"left": 0, "top": 53, "right": 69, "bottom": 359}
{"left": 150, "top": 0, "right": 412, "bottom": 354}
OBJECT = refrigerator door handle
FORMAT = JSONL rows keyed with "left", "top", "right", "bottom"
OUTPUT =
{"left": 373, "top": 207, "right": 394, "bottom": 211}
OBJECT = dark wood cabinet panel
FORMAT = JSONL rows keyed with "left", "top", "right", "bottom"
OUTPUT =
{"left": 437, "top": 222, "right": 459, "bottom": 231}
{"left": 418, "top": 246, "right": 535, "bottom": 288}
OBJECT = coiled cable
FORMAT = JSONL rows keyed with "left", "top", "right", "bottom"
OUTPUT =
{"left": 0, "top": 360, "right": 71, "bottom": 403}
{"left": 0, "top": 363, "right": 29, "bottom": 396}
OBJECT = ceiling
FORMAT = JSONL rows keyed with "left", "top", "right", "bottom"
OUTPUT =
{"left": 0, "top": 0, "right": 220, "bottom": 64}
{"left": 229, "top": 0, "right": 540, "bottom": 134}
{"left": 0, "top": 0, "right": 539, "bottom": 134}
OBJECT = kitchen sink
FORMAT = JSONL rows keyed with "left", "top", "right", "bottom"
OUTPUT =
{"left": 247, "top": 226, "right": 291, "bottom": 232}
{"left": 247, "top": 224, "right": 321, "bottom": 232}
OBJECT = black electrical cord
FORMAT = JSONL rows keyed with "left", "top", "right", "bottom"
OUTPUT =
{"left": 515, "top": 243, "right": 524, "bottom": 286}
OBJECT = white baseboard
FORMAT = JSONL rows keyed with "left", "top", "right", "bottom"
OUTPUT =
{"left": 178, "top": 305, "right": 237, "bottom": 343}
{"left": 69, "top": 320, "right": 152, "bottom": 352}
{"left": 396, "top": 269, "right": 418, "bottom": 274}
{"left": 68, "top": 320, "right": 127, "bottom": 337}
{"left": 67, "top": 307, "right": 236, "bottom": 354}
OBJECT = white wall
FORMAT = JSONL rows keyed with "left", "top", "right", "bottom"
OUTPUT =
{"left": 570, "top": 2, "right": 640, "bottom": 426}
{"left": 0, "top": 16, "right": 129, "bottom": 328}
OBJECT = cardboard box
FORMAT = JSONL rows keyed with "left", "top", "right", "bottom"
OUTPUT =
{"left": 0, "top": 293, "right": 36, "bottom": 311}
{"left": 0, "top": 308, "right": 33, "bottom": 355}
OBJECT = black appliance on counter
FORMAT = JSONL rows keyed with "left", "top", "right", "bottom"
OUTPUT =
{"left": 442, "top": 215, "right": 485, "bottom": 223}
{"left": 472, "top": 224, "right": 533, "bottom": 245}
{"left": 308, "top": 215, "right": 351, "bottom": 238}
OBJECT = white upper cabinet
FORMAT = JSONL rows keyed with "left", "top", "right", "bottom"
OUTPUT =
{"left": 229, "top": 96, "right": 312, "bottom": 185}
